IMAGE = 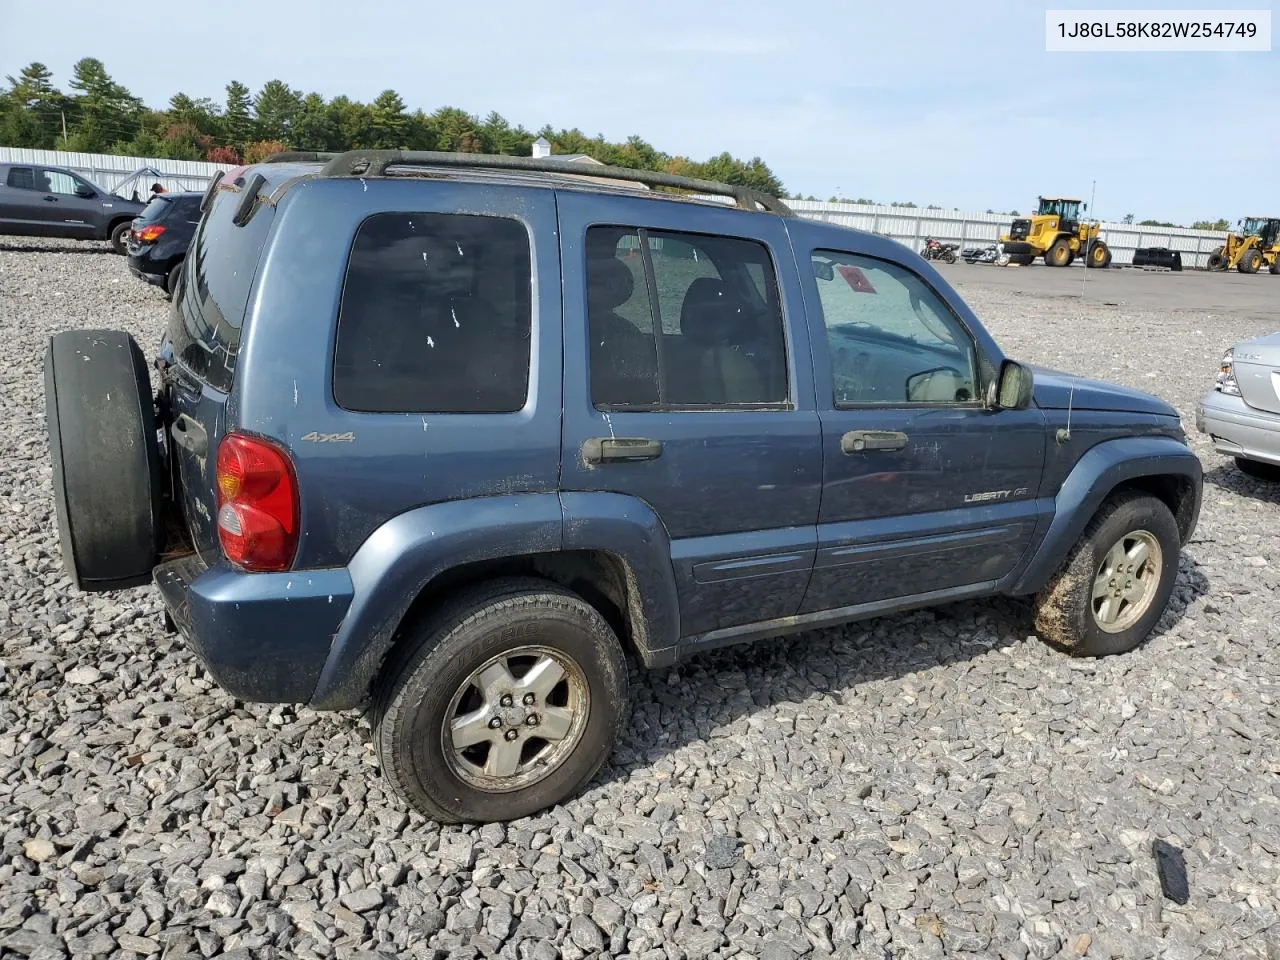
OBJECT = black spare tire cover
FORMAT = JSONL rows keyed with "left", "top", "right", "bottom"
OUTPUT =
{"left": 44, "top": 329, "right": 163, "bottom": 591}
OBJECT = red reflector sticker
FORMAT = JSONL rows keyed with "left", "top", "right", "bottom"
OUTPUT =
{"left": 837, "top": 265, "right": 877, "bottom": 294}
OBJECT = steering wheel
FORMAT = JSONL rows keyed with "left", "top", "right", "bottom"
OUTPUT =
{"left": 908, "top": 287, "right": 958, "bottom": 344}
{"left": 906, "top": 365, "right": 968, "bottom": 402}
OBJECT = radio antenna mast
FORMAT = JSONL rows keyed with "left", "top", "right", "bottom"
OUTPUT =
{"left": 1080, "top": 179, "right": 1097, "bottom": 299}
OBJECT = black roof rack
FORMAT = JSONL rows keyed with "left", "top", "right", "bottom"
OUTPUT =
{"left": 263, "top": 149, "right": 792, "bottom": 216}
{"left": 262, "top": 151, "right": 336, "bottom": 164}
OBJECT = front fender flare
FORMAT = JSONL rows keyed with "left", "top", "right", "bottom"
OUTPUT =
{"left": 1008, "top": 436, "right": 1202, "bottom": 595}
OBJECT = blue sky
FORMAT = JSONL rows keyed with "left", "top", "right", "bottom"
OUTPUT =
{"left": 2, "top": 0, "right": 1275, "bottom": 224}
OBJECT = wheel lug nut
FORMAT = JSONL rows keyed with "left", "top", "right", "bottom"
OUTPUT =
{"left": 488, "top": 717, "right": 502, "bottom": 729}
{"left": 523, "top": 693, "right": 536, "bottom": 706}
{"left": 499, "top": 694, "right": 513, "bottom": 708}
{"left": 504, "top": 729, "right": 519, "bottom": 741}
{"left": 525, "top": 714, "right": 539, "bottom": 727}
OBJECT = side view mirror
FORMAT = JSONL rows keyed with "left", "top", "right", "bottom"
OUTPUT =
{"left": 75, "top": 185, "right": 96, "bottom": 199}
{"left": 987, "top": 359, "right": 1034, "bottom": 410}
{"left": 1082, "top": 203, "right": 1088, "bottom": 212}
{"left": 813, "top": 260, "right": 834, "bottom": 281}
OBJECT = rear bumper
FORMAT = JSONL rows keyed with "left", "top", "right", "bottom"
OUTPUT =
{"left": 1197, "top": 390, "right": 1280, "bottom": 465}
{"left": 155, "top": 554, "right": 354, "bottom": 703}
{"left": 126, "top": 252, "right": 167, "bottom": 286}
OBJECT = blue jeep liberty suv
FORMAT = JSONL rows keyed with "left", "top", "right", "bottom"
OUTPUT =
{"left": 44, "top": 151, "right": 1203, "bottom": 823}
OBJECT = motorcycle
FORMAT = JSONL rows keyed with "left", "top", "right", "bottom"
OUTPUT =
{"left": 921, "top": 236, "right": 958, "bottom": 264}
{"left": 961, "top": 243, "right": 1011, "bottom": 266}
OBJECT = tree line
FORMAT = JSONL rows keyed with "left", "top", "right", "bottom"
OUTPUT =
{"left": 1122, "top": 213, "right": 1230, "bottom": 231}
{"left": 0, "top": 59, "right": 785, "bottom": 196}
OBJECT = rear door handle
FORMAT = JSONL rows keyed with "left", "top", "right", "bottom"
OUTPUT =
{"left": 583, "top": 437, "right": 663, "bottom": 464}
{"left": 841, "top": 429, "right": 908, "bottom": 454}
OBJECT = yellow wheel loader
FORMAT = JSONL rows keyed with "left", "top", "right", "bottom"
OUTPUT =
{"left": 1000, "top": 197, "right": 1112, "bottom": 268}
{"left": 1206, "top": 217, "right": 1280, "bottom": 275}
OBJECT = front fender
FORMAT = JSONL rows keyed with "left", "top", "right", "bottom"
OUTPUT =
{"left": 1007, "top": 436, "right": 1202, "bottom": 595}
{"left": 308, "top": 493, "right": 563, "bottom": 710}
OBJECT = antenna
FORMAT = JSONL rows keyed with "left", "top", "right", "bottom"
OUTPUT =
{"left": 1080, "top": 178, "right": 1097, "bottom": 299}
{"left": 1057, "top": 383, "right": 1076, "bottom": 444}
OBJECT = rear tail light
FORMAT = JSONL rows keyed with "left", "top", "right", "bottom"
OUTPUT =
{"left": 136, "top": 224, "right": 166, "bottom": 242}
{"left": 215, "top": 433, "right": 299, "bottom": 571}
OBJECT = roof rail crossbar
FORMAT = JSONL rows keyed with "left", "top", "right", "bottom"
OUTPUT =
{"left": 302, "top": 149, "right": 792, "bottom": 215}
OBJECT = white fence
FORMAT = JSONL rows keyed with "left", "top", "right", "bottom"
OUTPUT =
{"left": 0, "top": 147, "right": 1231, "bottom": 268}
{"left": 785, "top": 200, "right": 1229, "bottom": 270}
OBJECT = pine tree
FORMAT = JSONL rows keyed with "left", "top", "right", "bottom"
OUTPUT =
{"left": 253, "top": 80, "right": 302, "bottom": 144}
{"left": 369, "top": 89, "right": 407, "bottom": 148}
{"left": 223, "top": 81, "right": 253, "bottom": 149}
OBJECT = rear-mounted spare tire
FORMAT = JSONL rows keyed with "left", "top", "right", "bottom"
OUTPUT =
{"left": 44, "top": 329, "right": 164, "bottom": 591}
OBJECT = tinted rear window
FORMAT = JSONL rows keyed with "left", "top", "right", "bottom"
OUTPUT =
{"left": 6, "top": 167, "right": 34, "bottom": 190}
{"left": 167, "top": 186, "right": 274, "bottom": 392}
{"left": 333, "top": 212, "right": 532, "bottom": 413}
{"left": 138, "top": 196, "right": 172, "bottom": 221}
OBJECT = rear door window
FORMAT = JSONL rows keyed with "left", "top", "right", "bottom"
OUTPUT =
{"left": 333, "top": 212, "right": 533, "bottom": 413}
{"left": 587, "top": 226, "right": 789, "bottom": 409}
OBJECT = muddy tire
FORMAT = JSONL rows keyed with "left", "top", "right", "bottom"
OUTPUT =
{"left": 1046, "top": 238, "right": 1072, "bottom": 267}
{"left": 1237, "top": 248, "right": 1262, "bottom": 274}
{"left": 1033, "top": 492, "right": 1181, "bottom": 657}
{"left": 1086, "top": 240, "right": 1111, "bottom": 269}
{"left": 1269, "top": 258, "right": 1280, "bottom": 276}
{"left": 1236, "top": 457, "right": 1280, "bottom": 482}
{"left": 372, "top": 578, "right": 628, "bottom": 823}
{"left": 44, "top": 330, "right": 163, "bottom": 591}
{"left": 1206, "top": 247, "right": 1226, "bottom": 271}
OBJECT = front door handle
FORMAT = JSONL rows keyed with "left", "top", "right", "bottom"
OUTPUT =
{"left": 43, "top": 195, "right": 58, "bottom": 202}
{"left": 841, "top": 429, "right": 908, "bottom": 454}
{"left": 583, "top": 437, "right": 663, "bottom": 464}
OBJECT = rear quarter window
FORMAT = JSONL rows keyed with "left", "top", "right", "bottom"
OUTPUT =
{"left": 6, "top": 167, "right": 35, "bottom": 190}
{"left": 333, "top": 212, "right": 533, "bottom": 413}
{"left": 167, "top": 185, "right": 274, "bottom": 392}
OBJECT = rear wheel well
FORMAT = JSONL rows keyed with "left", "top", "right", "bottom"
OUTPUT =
{"left": 391, "top": 550, "right": 650, "bottom": 669}
{"left": 1109, "top": 474, "right": 1197, "bottom": 542}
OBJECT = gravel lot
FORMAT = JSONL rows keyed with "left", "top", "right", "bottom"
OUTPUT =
{"left": 2, "top": 239, "right": 1279, "bottom": 960}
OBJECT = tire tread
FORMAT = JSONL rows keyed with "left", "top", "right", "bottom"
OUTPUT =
{"left": 372, "top": 577, "right": 627, "bottom": 823}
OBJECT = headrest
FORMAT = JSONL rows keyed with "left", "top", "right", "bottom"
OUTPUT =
{"left": 587, "top": 258, "right": 635, "bottom": 311}
{"left": 680, "top": 277, "right": 747, "bottom": 346}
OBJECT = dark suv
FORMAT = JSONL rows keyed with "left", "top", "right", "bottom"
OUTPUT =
{"left": 0, "top": 162, "right": 146, "bottom": 253}
{"left": 44, "top": 151, "right": 1203, "bottom": 823}
{"left": 125, "top": 190, "right": 204, "bottom": 295}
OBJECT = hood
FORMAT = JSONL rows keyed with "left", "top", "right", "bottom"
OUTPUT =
{"left": 1028, "top": 365, "right": 1177, "bottom": 417}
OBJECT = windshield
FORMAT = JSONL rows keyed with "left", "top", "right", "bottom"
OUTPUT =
{"left": 1037, "top": 198, "right": 1080, "bottom": 220}
{"left": 1242, "top": 218, "right": 1264, "bottom": 235}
